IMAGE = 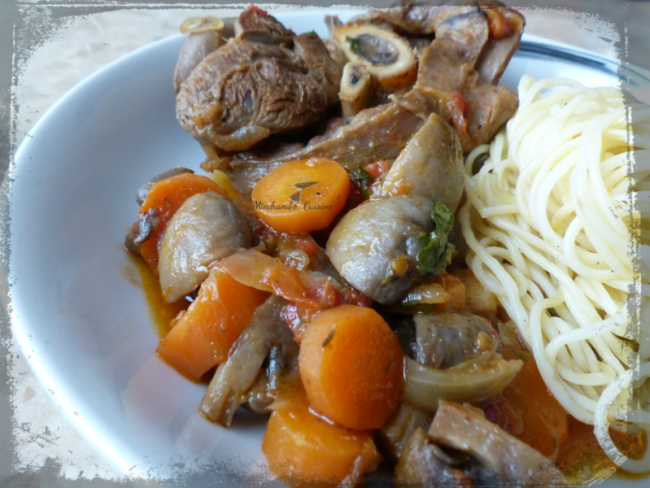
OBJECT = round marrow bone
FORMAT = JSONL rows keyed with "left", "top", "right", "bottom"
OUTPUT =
{"left": 326, "top": 195, "right": 432, "bottom": 304}
{"left": 158, "top": 191, "right": 251, "bottom": 303}
{"left": 331, "top": 24, "right": 417, "bottom": 91}
{"left": 339, "top": 62, "right": 374, "bottom": 119}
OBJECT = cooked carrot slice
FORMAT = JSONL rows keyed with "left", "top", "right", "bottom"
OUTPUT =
{"left": 156, "top": 267, "right": 269, "bottom": 381}
{"left": 139, "top": 173, "right": 226, "bottom": 271}
{"left": 252, "top": 158, "right": 350, "bottom": 234}
{"left": 299, "top": 305, "right": 405, "bottom": 430}
{"left": 263, "top": 388, "right": 381, "bottom": 486}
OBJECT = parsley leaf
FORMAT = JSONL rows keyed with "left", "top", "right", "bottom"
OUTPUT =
{"left": 348, "top": 166, "right": 374, "bottom": 200}
{"left": 346, "top": 36, "right": 362, "bottom": 55}
{"left": 418, "top": 200, "right": 456, "bottom": 277}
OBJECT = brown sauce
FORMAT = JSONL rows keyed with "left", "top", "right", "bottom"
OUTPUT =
{"left": 557, "top": 416, "right": 648, "bottom": 484}
{"left": 125, "top": 253, "right": 188, "bottom": 337}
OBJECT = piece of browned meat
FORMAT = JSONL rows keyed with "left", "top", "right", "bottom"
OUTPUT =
{"left": 292, "top": 33, "right": 342, "bottom": 106}
{"left": 347, "top": 3, "right": 478, "bottom": 37}
{"left": 348, "top": 1, "right": 523, "bottom": 85}
{"left": 235, "top": 8, "right": 294, "bottom": 46}
{"left": 463, "top": 81, "right": 519, "bottom": 147}
{"left": 429, "top": 402, "right": 571, "bottom": 486}
{"left": 409, "top": 6, "right": 518, "bottom": 152}
{"left": 340, "top": 1, "right": 521, "bottom": 153}
{"left": 225, "top": 102, "right": 425, "bottom": 195}
{"left": 177, "top": 38, "right": 339, "bottom": 152}
{"left": 195, "top": 2, "right": 520, "bottom": 191}
{"left": 176, "top": 7, "right": 342, "bottom": 153}
{"left": 476, "top": 7, "right": 524, "bottom": 83}
{"left": 432, "top": 7, "right": 489, "bottom": 67}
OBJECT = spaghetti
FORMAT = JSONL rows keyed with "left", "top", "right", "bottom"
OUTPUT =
{"left": 460, "top": 75, "right": 650, "bottom": 471}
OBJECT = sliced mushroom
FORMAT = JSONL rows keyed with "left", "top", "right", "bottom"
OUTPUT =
{"left": 124, "top": 208, "right": 160, "bottom": 255}
{"left": 381, "top": 112, "right": 464, "bottom": 211}
{"left": 379, "top": 403, "right": 430, "bottom": 461}
{"left": 245, "top": 338, "right": 300, "bottom": 414}
{"left": 158, "top": 191, "right": 251, "bottom": 303}
{"left": 429, "top": 401, "right": 570, "bottom": 485}
{"left": 413, "top": 313, "right": 499, "bottom": 369}
{"left": 340, "top": 62, "right": 374, "bottom": 119}
{"left": 332, "top": 24, "right": 417, "bottom": 92}
{"left": 395, "top": 427, "right": 472, "bottom": 486}
{"left": 403, "top": 352, "right": 522, "bottom": 413}
{"left": 135, "top": 167, "right": 194, "bottom": 205}
{"left": 326, "top": 195, "right": 433, "bottom": 304}
{"left": 199, "top": 296, "right": 298, "bottom": 426}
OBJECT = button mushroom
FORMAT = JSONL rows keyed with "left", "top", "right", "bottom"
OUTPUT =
{"left": 326, "top": 195, "right": 433, "bottom": 304}
{"left": 413, "top": 313, "right": 499, "bottom": 369}
{"left": 158, "top": 191, "right": 251, "bottom": 303}
{"left": 381, "top": 112, "right": 464, "bottom": 211}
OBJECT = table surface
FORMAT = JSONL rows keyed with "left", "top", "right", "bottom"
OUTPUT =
{"left": 1, "top": 1, "right": 649, "bottom": 486}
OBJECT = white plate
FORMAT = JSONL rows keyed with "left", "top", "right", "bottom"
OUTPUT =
{"left": 3, "top": 8, "right": 650, "bottom": 486}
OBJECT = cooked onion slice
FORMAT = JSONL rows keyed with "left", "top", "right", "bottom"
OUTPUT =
{"left": 332, "top": 24, "right": 417, "bottom": 91}
{"left": 180, "top": 16, "right": 225, "bottom": 34}
{"left": 339, "top": 62, "right": 373, "bottom": 119}
{"left": 401, "top": 283, "right": 448, "bottom": 306}
{"left": 403, "top": 352, "right": 522, "bottom": 412}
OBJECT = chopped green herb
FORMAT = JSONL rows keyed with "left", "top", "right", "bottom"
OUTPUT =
{"left": 322, "top": 328, "right": 336, "bottom": 347}
{"left": 417, "top": 200, "right": 456, "bottom": 277}
{"left": 346, "top": 36, "right": 362, "bottom": 55}
{"left": 348, "top": 166, "right": 374, "bottom": 200}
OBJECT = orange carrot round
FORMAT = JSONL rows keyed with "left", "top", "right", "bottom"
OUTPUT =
{"left": 252, "top": 158, "right": 350, "bottom": 234}
{"left": 139, "top": 173, "right": 226, "bottom": 271}
{"left": 299, "top": 305, "right": 405, "bottom": 430}
{"left": 263, "top": 390, "right": 381, "bottom": 486}
{"left": 156, "top": 267, "right": 269, "bottom": 381}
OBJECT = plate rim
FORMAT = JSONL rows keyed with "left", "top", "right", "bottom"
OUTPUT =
{"left": 2, "top": 8, "right": 649, "bottom": 484}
